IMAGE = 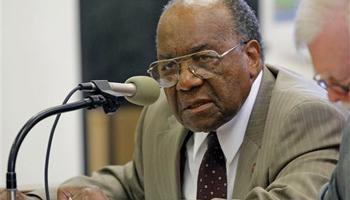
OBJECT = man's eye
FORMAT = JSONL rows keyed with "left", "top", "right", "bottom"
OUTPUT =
{"left": 192, "top": 53, "right": 216, "bottom": 63}
{"left": 161, "top": 62, "right": 176, "bottom": 71}
{"left": 192, "top": 55, "right": 213, "bottom": 63}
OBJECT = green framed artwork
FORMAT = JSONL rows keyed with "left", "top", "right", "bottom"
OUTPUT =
{"left": 274, "top": 0, "right": 299, "bottom": 21}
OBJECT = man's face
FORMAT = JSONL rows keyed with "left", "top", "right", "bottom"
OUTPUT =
{"left": 308, "top": 11, "right": 350, "bottom": 104}
{"left": 156, "top": 3, "right": 260, "bottom": 132}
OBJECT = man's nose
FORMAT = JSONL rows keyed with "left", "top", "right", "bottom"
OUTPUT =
{"left": 327, "top": 87, "right": 350, "bottom": 103}
{"left": 327, "top": 88, "right": 342, "bottom": 102}
{"left": 176, "top": 63, "right": 203, "bottom": 91}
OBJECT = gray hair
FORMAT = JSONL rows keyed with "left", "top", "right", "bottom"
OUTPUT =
{"left": 295, "top": 0, "right": 350, "bottom": 48}
{"left": 161, "top": 0, "right": 263, "bottom": 59}
{"left": 222, "top": 0, "right": 262, "bottom": 46}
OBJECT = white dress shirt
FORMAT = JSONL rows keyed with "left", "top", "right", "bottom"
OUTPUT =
{"left": 182, "top": 71, "right": 262, "bottom": 200}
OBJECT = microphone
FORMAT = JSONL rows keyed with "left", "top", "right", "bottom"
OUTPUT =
{"left": 79, "top": 76, "right": 160, "bottom": 106}
{"left": 5, "top": 76, "right": 159, "bottom": 200}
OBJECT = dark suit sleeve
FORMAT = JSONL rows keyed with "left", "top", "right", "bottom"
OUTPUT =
{"left": 321, "top": 118, "right": 350, "bottom": 200}
{"left": 244, "top": 101, "right": 345, "bottom": 200}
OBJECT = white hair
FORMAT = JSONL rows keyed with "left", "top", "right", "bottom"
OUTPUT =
{"left": 295, "top": 0, "right": 350, "bottom": 48}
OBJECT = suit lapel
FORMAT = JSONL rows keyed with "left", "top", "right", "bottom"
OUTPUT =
{"left": 155, "top": 115, "right": 188, "bottom": 199}
{"left": 232, "top": 66, "right": 276, "bottom": 198}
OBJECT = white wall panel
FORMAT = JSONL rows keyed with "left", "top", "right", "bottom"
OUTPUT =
{"left": 1, "top": 0, "right": 83, "bottom": 187}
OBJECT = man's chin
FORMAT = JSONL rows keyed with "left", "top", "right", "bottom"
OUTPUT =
{"left": 184, "top": 119, "right": 223, "bottom": 133}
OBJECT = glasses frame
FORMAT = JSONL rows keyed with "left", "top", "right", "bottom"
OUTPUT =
{"left": 147, "top": 41, "right": 249, "bottom": 87}
{"left": 313, "top": 73, "right": 350, "bottom": 93}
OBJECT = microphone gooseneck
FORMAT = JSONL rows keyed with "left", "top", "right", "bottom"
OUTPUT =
{"left": 6, "top": 76, "right": 160, "bottom": 200}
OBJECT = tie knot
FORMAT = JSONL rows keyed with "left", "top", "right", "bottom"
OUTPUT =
{"left": 207, "top": 132, "right": 221, "bottom": 150}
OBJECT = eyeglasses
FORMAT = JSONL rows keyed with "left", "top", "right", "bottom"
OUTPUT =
{"left": 313, "top": 74, "right": 350, "bottom": 93}
{"left": 147, "top": 41, "right": 248, "bottom": 88}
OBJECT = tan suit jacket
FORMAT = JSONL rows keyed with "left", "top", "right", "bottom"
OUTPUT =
{"left": 39, "top": 65, "right": 347, "bottom": 200}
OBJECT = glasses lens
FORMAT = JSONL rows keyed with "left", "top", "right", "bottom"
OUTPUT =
{"left": 148, "top": 50, "right": 223, "bottom": 87}
{"left": 191, "top": 50, "right": 219, "bottom": 65}
{"left": 190, "top": 51, "right": 219, "bottom": 79}
{"left": 149, "top": 60, "right": 178, "bottom": 88}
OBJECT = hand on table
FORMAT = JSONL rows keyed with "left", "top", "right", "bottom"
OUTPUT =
{"left": 0, "top": 189, "right": 38, "bottom": 200}
{"left": 57, "top": 186, "right": 109, "bottom": 200}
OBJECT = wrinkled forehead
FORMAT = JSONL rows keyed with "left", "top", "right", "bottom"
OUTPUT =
{"left": 156, "top": 1, "right": 235, "bottom": 55}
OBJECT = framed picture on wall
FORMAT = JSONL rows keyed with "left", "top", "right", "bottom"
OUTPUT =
{"left": 274, "top": 0, "right": 300, "bottom": 22}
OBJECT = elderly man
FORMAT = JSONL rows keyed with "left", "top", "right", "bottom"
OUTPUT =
{"left": 2, "top": 0, "right": 346, "bottom": 199}
{"left": 295, "top": 0, "right": 350, "bottom": 199}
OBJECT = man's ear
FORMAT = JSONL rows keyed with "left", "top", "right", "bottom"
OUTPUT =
{"left": 244, "top": 40, "right": 262, "bottom": 81}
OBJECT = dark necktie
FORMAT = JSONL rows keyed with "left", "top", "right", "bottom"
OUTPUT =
{"left": 197, "top": 132, "right": 227, "bottom": 200}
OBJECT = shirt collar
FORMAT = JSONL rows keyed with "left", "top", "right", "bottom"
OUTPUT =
{"left": 193, "top": 71, "right": 263, "bottom": 164}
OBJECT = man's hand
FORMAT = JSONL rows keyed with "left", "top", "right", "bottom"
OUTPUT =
{"left": 0, "top": 189, "right": 38, "bottom": 200}
{"left": 57, "top": 186, "right": 109, "bottom": 200}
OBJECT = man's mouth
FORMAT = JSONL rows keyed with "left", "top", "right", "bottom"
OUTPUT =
{"left": 183, "top": 99, "right": 214, "bottom": 112}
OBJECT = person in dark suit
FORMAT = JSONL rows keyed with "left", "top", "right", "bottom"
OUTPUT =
{"left": 295, "top": 0, "right": 350, "bottom": 199}
{"left": 2, "top": 0, "right": 346, "bottom": 199}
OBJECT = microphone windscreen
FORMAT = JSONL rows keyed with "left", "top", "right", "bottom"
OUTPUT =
{"left": 125, "top": 76, "right": 160, "bottom": 106}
